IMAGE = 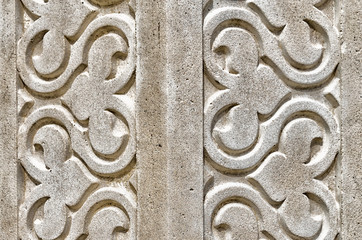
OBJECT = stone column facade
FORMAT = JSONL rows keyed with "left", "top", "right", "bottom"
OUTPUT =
{"left": 0, "top": 0, "right": 360, "bottom": 239}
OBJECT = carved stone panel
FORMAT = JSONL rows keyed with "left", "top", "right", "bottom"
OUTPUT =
{"left": 0, "top": 0, "right": 360, "bottom": 239}
{"left": 203, "top": 0, "right": 341, "bottom": 239}
{"left": 17, "top": 1, "right": 137, "bottom": 239}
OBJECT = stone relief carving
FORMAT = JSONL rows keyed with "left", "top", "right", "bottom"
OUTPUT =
{"left": 203, "top": 0, "right": 340, "bottom": 239}
{"left": 17, "top": 0, "right": 136, "bottom": 239}
{"left": 15, "top": 0, "right": 342, "bottom": 238}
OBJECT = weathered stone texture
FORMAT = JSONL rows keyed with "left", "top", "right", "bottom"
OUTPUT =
{"left": 0, "top": 0, "right": 360, "bottom": 239}
{"left": 0, "top": 0, "right": 17, "bottom": 239}
{"left": 341, "top": 0, "right": 362, "bottom": 238}
{"left": 17, "top": 1, "right": 137, "bottom": 239}
{"left": 203, "top": 0, "right": 341, "bottom": 239}
{"left": 137, "top": 1, "right": 169, "bottom": 239}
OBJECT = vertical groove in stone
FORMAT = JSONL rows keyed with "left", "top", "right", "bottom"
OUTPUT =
{"left": 165, "top": 0, "right": 203, "bottom": 239}
{"left": 0, "top": 0, "right": 17, "bottom": 238}
{"left": 136, "top": 1, "right": 169, "bottom": 239}
{"left": 340, "top": 0, "right": 362, "bottom": 238}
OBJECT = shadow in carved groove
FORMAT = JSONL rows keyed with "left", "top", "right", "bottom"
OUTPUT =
{"left": 203, "top": 0, "right": 340, "bottom": 239}
{"left": 18, "top": 0, "right": 137, "bottom": 239}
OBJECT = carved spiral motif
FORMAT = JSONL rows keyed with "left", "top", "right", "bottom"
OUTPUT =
{"left": 18, "top": 0, "right": 95, "bottom": 94}
{"left": 204, "top": 1, "right": 340, "bottom": 239}
{"left": 18, "top": 0, "right": 137, "bottom": 238}
{"left": 205, "top": 117, "right": 339, "bottom": 239}
{"left": 19, "top": 13, "right": 136, "bottom": 174}
{"left": 68, "top": 187, "right": 136, "bottom": 240}
{"left": 19, "top": 124, "right": 98, "bottom": 239}
{"left": 204, "top": 3, "right": 339, "bottom": 172}
{"left": 205, "top": 98, "right": 339, "bottom": 172}
{"left": 203, "top": 3, "right": 339, "bottom": 88}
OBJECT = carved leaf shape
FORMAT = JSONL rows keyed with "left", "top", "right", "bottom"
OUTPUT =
{"left": 249, "top": 152, "right": 296, "bottom": 202}
{"left": 88, "top": 33, "right": 128, "bottom": 86}
{"left": 212, "top": 28, "right": 258, "bottom": 88}
{"left": 34, "top": 158, "right": 97, "bottom": 239}
{"left": 248, "top": 119, "right": 322, "bottom": 202}
{"left": 214, "top": 203, "right": 258, "bottom": 240}
{"left": 57, "top": 158, "right": 97, "bottom": 206}
{"left": 252, "top": 65, "right": 289, "bottom": 115}
{"left": 33, "top": 124, "right": 70, "bottom": 169}
{"left": 89, "top": 110, "right": 129, "bottom": 156}
{"left": 250, "top": 0, "right": 323, "bottom": 68}
{"left": 281, "top": 22, "right": 323, "bottom": 67}
{"left": 33, "top": 30, "right": 68, "bottom": 77}
{"left": 250, "top": 0, "right": 317, "bottom": 29}
{"left": 62, "top": 73, "right": 99, "bottom": 121}
{"left": 63, "top": 33, "right": 130, "bottom": 121}
{"left": 279, "top": 118, "right": 323, "bottom": 163}
{"left": 34, "top": 198, "right": 67, "bottom": 240}
{"left": 87, "top": 207, "right": 130, "bottom": 240}
{"left": 279, "top": 193, "right": 322, "bottom": 238}
{"left": 42, "top": 0, "right": 94, "bottom": 37}
{"left": 213, "top": 105, "right": 258, "bottom": 152}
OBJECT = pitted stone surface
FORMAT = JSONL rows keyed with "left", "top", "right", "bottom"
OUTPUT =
{"left": 17, "top": 1, "right": 137, "bottom": 239}
{"left": 0, "top": 0, "right": 360, "bottom": 239}
{"left": 203, "top": 1, "right": 342, "bottom": 239}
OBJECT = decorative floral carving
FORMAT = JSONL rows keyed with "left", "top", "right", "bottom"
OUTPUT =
{"left": 209, "top": 27, "right": 289, "bottom": 153}
{"left": 18, "top": 0, "right": 96, "bottom": 93}
{"left": 213, "top": 203, "right": 259, "bottom": 240}
{"left": 204, "top": 1, "right": 340, "bottom": 239}
{"left": 250, "top": 119, "right": 323, "bottom": 202}
{"left": 18, "top": 1, "right": 137, "bottom": 238}
{"left": 19, "top": 124, "right": 98, "bottom": 239}
{"left": 248, "top": 118, "right": 338, "bottom": 239}
{"left": 249, "top": 0, "right": 327, "bottom": 68}
{"left": 62, "top": 31, "right": 135, "bottom": 160}
{"left": 68, "top": 187, "right": 136, "bottom": 239}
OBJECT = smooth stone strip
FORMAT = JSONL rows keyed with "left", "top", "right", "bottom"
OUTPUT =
{"left": 137, "top": 0, "right": 203, "bottom": 238}
{"left": 136, "top": 1, "right": 169, "bottom": 239}
{"left": 341, "top": 0, "right": 362, "bottom": 238}
{"left": 0, "top": 0, "right": 18, "bottom": 238}
{"left": 165, "top": 0, "right": 203, "bottom": 239}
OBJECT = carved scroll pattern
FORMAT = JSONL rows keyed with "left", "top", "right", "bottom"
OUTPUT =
{"left": 203, "top": 0, "right": 340, "bottom": 239}
{"left": 17, "top": 1, "right": 137, "bottom": 239}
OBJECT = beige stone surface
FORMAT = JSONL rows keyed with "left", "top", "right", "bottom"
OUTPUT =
{"left": 0, "top": 0, "right": 360, "bottom": 239}
{"left": 341, "top": 0, "right": 362, "bottom": 238}
{"left": 165, "top": 0, "right": 203, "bottom": 238}
{"left": 203, "top": 1, "right": 341, "bottom": 239}
{"left": 136, "top": 1, "right": 169, "bottom": 238}
{"left": 16, "top": 1, "right": 137, "bottom": 239}
{"left": 0, "top": 0, "right": 17, "bottom": 239}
